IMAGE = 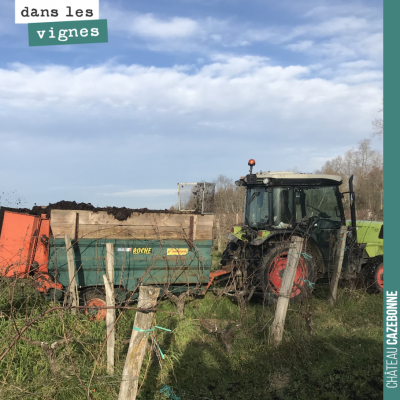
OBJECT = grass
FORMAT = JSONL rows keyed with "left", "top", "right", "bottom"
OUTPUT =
{"left": 211, "top": 251, "right": 224, "bottom": 269}
{"left": 0, "top": 271, "right": 383, "bottom": 399}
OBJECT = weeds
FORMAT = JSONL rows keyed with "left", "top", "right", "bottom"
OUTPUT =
{"left": 0, "top": 250, "right": 383, "bottom": 400}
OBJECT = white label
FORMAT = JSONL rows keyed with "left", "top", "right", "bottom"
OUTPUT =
{"left": 15, "top": 0, "right": 99, "bottom": 24}
{"left": 117, "top": 248, "right": 132, "bottom": 252}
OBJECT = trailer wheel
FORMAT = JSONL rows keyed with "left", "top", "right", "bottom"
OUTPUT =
{"left": 80, "top": 288, "right": 107, "bottom": 321}
{"left": 259, "top": 241, "right": 316, "bottom": 304}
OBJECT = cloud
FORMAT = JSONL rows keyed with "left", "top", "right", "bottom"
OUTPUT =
{"left": 137, "top": 5, "right": 377, "bottom": 88}
{"left": 95, "top": 1, "right": 383, "bottom": 93}
{"left": 0, "top": 57, "right": 382, "bottom": 154}
{"left": 104, "top": 4, "right": 199, "bottom": 39}
{"left": 133, "top": 15, "right": 198, "bottom": 38}
{"left": 303, "top": 2, "right": 378, "bottom": 19}
{"left": 236, "top": 14, "right": 382, "bottom": 67}
{"left": 0, "top": 56, "right": 380, "bottom": 120}
{"left": 291, "top": 16, "right": 372, "bottom": 38}
{"left": 240, "top": 16, "right": 376, "bottom": 47}
{"left": 286, "top": 40, "right": 314, "bottom": 52}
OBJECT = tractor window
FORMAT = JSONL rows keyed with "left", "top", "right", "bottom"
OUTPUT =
{"left": 295, "top": 186, "right": 341, "bottom": 222}
{"left": 271, "top": 188, "right": 294, "bottom": 228}
{"left": 245, "top": 187, "right": 269, "bottom": 228}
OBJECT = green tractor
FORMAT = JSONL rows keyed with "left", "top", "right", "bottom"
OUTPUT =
{"left": 220, "top": 159, "right": 383, "bottom": 303}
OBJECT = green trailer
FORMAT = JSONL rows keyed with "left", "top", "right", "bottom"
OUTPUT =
{"left": 47, "top": 209, "right": 215, "bottom": 309}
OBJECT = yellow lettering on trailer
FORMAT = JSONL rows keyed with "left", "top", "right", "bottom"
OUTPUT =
{"left": 132, "top": 248, "right": 152, "bottom": 255}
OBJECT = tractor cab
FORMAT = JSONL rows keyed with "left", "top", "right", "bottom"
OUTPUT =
{"left": 237, "top": 172, "right": 344, "bottom": 228}
{"left": 234, "top": 160, "right": 346, "bottom": 269}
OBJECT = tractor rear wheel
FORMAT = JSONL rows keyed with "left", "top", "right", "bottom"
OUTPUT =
{"left": 80, "top": 287, "right": 107, "bottom": 321}
{"left": 259, "top": 241, "right": 316, "bottom": 304}
{"left": 359, "top": 256, "right": 383, "bottom": 293}
{"left": 372, "top": 258, "right": 383, "bottom": 293}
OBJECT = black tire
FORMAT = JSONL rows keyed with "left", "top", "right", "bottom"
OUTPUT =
{"left": 80, "top": 287, "right": 107, "bottom": 320}
{"left": 259, "top": 240, "right": 317, "bottom": 304}
{"left": 359, "top": 256, "right": 383, "bottom": 293}
{"left": 356, "top": 266, "right": 371, "bottom": 291}
{"left": 80, "top": 287, "right": 106, "bottom": 303}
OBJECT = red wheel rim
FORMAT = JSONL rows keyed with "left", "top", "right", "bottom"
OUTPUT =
{"left": 86, "top": 298, "right": 107, "bottom": 321}
{"left": 376, "top": 264, "right": 383, "bottom": 289}
{"left": 268, "top": 252, "right": 308, "bottom": 297}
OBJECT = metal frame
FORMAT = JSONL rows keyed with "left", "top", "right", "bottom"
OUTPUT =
{"left": 177, "top": 182, "right": 215, "bottom": 214}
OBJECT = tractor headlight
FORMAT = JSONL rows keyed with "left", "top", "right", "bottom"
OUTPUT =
{"left": 263, "top": 178, "right": 270, "bottom": 185}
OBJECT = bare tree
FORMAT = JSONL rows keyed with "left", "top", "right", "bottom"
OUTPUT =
{"left": 372, "top": 104, "right": 383, "bottom": 139}
{"left": 213, "top": 175, "right": 245, "bottom": 251}
{"left": 317, "top": 139, "right": 383, "bottom": 220}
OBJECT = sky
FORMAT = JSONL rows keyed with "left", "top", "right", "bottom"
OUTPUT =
{"left": 0, "top": 0, "right": 383, "bottom": 209}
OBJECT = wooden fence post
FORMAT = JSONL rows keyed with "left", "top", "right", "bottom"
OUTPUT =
{"left": 104, "top": 242, "right": 115, "bottom": 375}
{"left": 64, "top": 234, "right": 78, "bottom": 314}
{"left": 270, "top": 236, "right": 304, "bottom": 345}
{"left": 106, "top": 243, "right": 114, "bottom": 283}
{"left": 103, "top": 274, "right": 115, "bottom": 375}
{"left": 118, "top": 286, "right": 160, "bottom": 400}
{"left": 329, "top": 226, "right": 348, "bottom": 304}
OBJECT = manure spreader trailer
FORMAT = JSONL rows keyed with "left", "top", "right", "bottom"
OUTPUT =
{"left": 0, "top": 183, "right": 219, "bottom": 316}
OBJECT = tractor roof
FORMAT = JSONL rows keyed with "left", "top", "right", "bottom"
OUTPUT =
{"left": 239, "top": 171, "right": 343, "bottom": 187}
{"left": 256, "top": 171, "right": 342, "bottom": 182}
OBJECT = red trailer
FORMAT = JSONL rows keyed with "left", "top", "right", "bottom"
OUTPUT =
{"left": 0, "top": 211, "right": 62, "bottom": 293}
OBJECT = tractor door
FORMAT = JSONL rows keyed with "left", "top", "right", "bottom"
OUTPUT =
{"left": 294, "top": 186, "right": 344, "bottom": 264}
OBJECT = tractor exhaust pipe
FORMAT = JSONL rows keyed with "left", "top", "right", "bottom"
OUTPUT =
{"left": 348, "top": 175, "right": 357, "bottom": 241}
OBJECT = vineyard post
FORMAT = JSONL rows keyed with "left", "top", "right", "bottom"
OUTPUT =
{"left": 329, "top": 225, "right": 348, "bottom": 304}
{"left": 65, "top": 234, "right": 78, "bottom": 314}
{"left": 118, "top": 286, "right": 160, "bottom": 400}
{"left": 270, "top": 236, "right": 304, "bottom": 345}
{"left": 104, "top": 242, "right": 115, "bottom": 375}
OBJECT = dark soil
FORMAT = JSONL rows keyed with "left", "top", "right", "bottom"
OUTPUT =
{"left": 0, "top": 200, "right": 200, "bottom": 235}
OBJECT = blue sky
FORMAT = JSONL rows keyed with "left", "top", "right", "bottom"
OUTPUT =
{"left": 0, "top": 0, "right": 383, "bottom": 209}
